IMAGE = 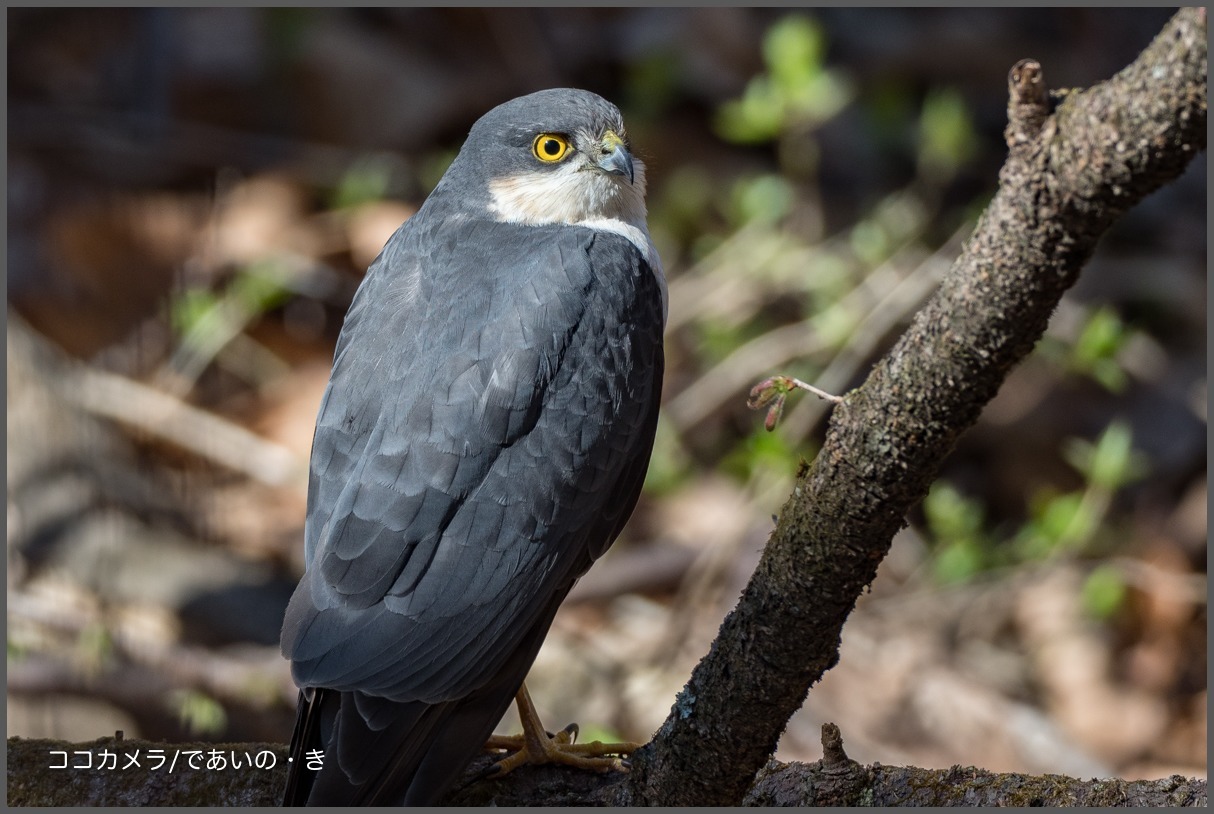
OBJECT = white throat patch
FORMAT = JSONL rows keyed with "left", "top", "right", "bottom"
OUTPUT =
{"left": 488, "top": 159, "right": 668, "bottom": 323}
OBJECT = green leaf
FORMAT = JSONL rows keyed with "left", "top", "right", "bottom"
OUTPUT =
{"left": 731, "top": 174, "right": 795, "bottom": 226}
{"left": 715, "top": 14, "right": 850, "bottom": 145}
{"left": 231, "top": 260, "right": 293, "bottom": 315}
{"left": 918, "top": 88, "right": 978, "bottom": 183}
{"left": 1081, "top": 564, "right": 1127, "bottom": 618}
{"left": 924, "top": 482, "right": 986, "bottom": 547}
{"left": 721, "top": 422, "right": 804, "bottom": 484}
{"left": 1074, "top": 307, "right": 1128, "bottom": 364}
{"left": 924, "top": 482, "right": 993, "bottom": 583}
{"left": 933, "top": 538, "right": 986, "bottom": 584}
{"left": 171, "top": 288, "right": 220, "bottom": 336}
{"left": 849, "top": 219, "right": 890, "bottom": 266}
{"left": 716, "top": 78, "right": 786, "bottom": 144}
{"left": 1069, "top": 307, "right": 1131, "bottom": 392}
{"left": 170, "top": 689, "right": 228, "bottom": 737}
{"left": 1014, "top": 490, "right": 1089, "bottom": 559}
{"left": 1062, "top": 421, "right": 1147, "bottom": 490}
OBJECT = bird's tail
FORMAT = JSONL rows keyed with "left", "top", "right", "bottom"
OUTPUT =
{"left": 282, "top": 687, "right": 331, "bottom": 806}
{"left": 282, "top": 596, "right": 568, "bottom": 805}
{"left": 279, "top": 688, "right": 512, "bottom": 806}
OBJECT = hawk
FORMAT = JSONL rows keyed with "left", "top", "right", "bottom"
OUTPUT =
{"left": 280, "top": 88, "right": 665, "bottom": 805}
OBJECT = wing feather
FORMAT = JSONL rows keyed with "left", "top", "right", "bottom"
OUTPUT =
{"left": 282, "top": 219, "right": 663, "bottom": 707}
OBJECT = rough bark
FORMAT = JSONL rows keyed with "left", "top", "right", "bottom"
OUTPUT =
{"left": 6, "top": 8, "right": 1205, "bottom": 809}
{"left": 7, "top": 730, "right": 1207, "bottom": 807}
{"left": 6, "top": 737, "right": 286, "bottom": 807}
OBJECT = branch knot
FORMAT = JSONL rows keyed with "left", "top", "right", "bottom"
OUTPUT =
{"left": 1006, "top": 58, "right": 1050, "bottom": 150}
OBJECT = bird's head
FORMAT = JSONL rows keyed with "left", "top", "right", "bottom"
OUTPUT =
{"left": 439, "top": 88, "right": 648, "bottom": 230}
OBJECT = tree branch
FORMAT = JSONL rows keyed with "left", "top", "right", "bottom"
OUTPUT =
{"left": 7, "top": 730, "right": 1207, "bottom": 806}
{"left": 625, "top": 8, "right": 1206, "bottom": 806}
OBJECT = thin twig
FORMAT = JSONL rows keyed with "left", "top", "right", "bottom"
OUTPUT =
{"left": 58, "top": 364, "right": 306, "bottom": 490}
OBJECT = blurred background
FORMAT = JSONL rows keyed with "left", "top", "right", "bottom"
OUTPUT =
{"left": 7, "top": 8, "right": 1205, "bottom": 783}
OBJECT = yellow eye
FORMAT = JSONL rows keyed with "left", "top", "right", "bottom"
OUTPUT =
{"left": 532, "top": 133, "right": 571, "bottom": 162}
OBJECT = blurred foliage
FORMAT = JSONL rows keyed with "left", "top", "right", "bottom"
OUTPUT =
{"left": 642, "top": 416, "right": 694, "bottom": 497}
{"left": 916, "top": 88, "right": 979, "bottom": 185}
{"left": 1038, "top": 305, "right": 1135, "bottom": 392}
{"left": 330, "top": 152, "right": 397, "bottom": 210}
{"left": 649, "top": 11, "right": 991, "bottom": 520}
{"left": 172, "top": 262, "right": 294, "bottom": 340}
{"left": 77, "top": 622, "right": 115, "bottom": 677}
{"left": 1081, "top": 562, "right": 1130, "bottom": 620}
{"left": 923, "top": 482, "right": 992, "bottom": 585}
{"left": 1063, "top": 420, "right": 1149, "bottom": 493}
{"left": 722, "top": 423, "right": 806, "bottom": 485}
{"left": 681, "top": 14, "right": 1174, "bottom": 632}
{"left": 170, "top": 689, "right": 228, "bottom": 737}
{"left": 169, "top": 261, "right": 296, "bottom": 387}
{"left": 727, "top": 174, "right": 796, "bottom": 227}
{"left": 715, "top": 16, "right": 851, "bottom": 145}
{"left": 622, "top": 51, "right": 682, "bottom": 121}
{"left": 925, "top": 421, "right": 1148, "bottom": 615}
{"left": 1015, "top": 421, "right": 1147, "bottom": 558}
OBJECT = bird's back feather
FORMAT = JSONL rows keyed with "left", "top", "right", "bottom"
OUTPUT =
{"left": 281, "top": 211, "right": 664, "bottom": 804}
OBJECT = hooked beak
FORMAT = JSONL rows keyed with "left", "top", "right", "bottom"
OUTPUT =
{"left": 595, "top": 131, "right": 634, "bottom": 184}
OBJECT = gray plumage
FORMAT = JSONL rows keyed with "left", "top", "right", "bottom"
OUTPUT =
{"left": 280, "top": 88, "right": 665, "bottom": 806}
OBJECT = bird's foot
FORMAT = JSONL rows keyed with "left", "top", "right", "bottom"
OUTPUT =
{"left": 481, "top": 684, "right": 639, "bottom": 778}
{"left": 485, "top": 722, "right": 639, "bottom": 775}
